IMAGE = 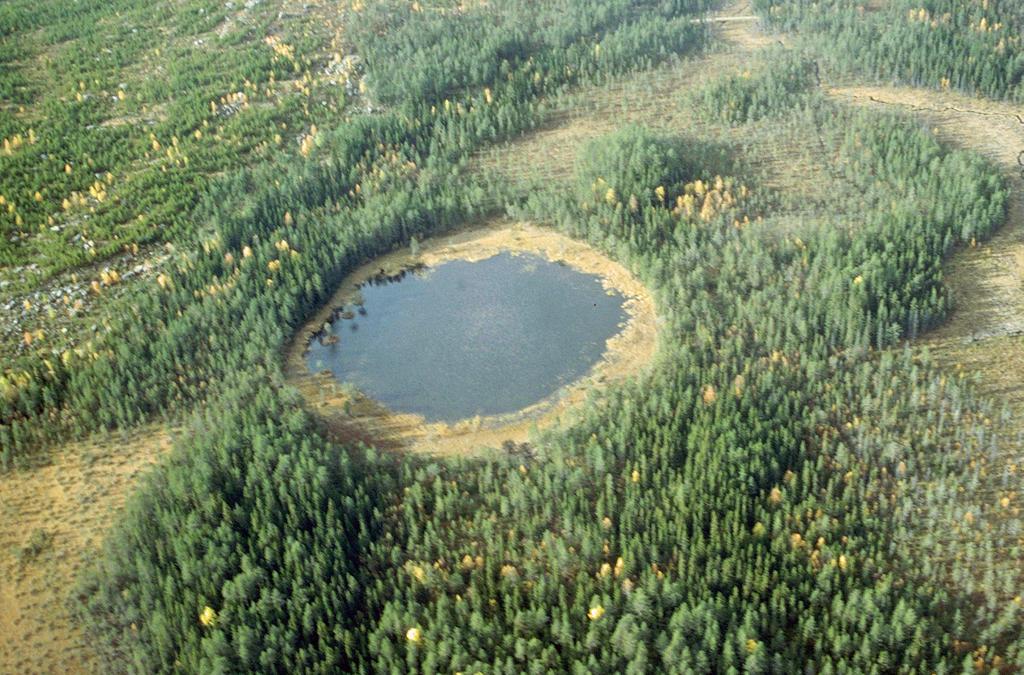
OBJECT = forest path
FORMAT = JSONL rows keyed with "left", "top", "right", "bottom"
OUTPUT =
{"left": 701, "top": 14, "right": 759, "bottom": 22}
{"left": 0, "top": 425, "right": 176, "bottom": 674}
{"left": 708, "top": 0, "right": 779, "bottom": 50}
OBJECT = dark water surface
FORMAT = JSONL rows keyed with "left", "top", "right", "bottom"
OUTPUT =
{"left": 306, "top": 252, "right": 628, "bottom": 422}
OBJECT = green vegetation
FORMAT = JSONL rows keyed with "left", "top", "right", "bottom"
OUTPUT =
{"left": 14, "top": 527, "right": 52, "bottom": 565}
{"left": 0, "top": 0, "right": 1021, "bottom": 672}
{"left": 693, "top": 48, "right": 818, "bottom": 123}
{"left": 75, "top": 370, "right": 382, "bottom": 672}
{"left": 76, "top": 96, "right": 1023, "bottom": 669}
{"left": 0, "top": 0, "right": 346, "bottom": 280}
{"left": 0, "top": 0, "right": 711, "bottom": 467}
{"left": 754, "top": 0, "right": 1024, "bottom": 101}
{"left": 0, "top": 0, "right": 352, "bottom": 363}
{"left": 573, "top": 125, "right": 701, "bottom": 209}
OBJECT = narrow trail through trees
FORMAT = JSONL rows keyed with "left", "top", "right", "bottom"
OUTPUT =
{"left": 709, "top": 0, "right": 779, "bottom": 50}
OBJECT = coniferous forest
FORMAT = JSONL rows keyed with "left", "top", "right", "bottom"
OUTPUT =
{"left": 1, "top": 0, "right": 1023, "bottom": 672}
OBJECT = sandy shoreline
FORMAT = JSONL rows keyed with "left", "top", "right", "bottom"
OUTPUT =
{"left": 283, "top": 219, "right": 660, "bottom": 456}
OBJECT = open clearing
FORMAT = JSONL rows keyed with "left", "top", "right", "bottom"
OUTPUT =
{"left": 0, "top": 425, "right": 175, "bottom": 673}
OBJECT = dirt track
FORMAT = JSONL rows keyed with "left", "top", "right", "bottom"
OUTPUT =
{"left": 709, "top": 0, "right": 778, "bottom": 50}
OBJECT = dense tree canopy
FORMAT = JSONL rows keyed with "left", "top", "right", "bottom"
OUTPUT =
{"left": 754, "top": 0, "right": 1024, "bottom": 101}
{"left": 693, "top": 47, "right": 818, "bottom": 124}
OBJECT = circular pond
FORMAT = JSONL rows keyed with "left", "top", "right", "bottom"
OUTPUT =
{"left": 286, "top": 222, "right": 657, "bottom": 454}
{"left": 306, "top": 251, "right": 628, "bottom": 422}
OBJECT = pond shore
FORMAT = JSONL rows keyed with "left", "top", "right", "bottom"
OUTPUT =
{"left": 283, "top": 220, "right": 660, "bottom": 456}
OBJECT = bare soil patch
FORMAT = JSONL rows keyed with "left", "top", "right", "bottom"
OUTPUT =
{"left": 285, "top": 221, "right": 659, "bottom": 456}
{"left": 708, "top": 0, "right": 779, "bottom": 51}
{"left": 0, "top": 425, "right": 175, "bottom": 674}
